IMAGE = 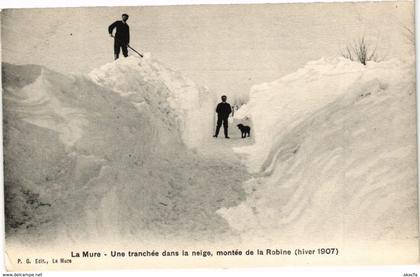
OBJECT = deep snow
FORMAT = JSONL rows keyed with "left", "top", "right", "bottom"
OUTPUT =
{"left": 2, "top": 54, "right": 418, "bottom": 266}
{"left": 219, "top": 58, "right": 418, "bottom": 256}
{"left": 2, "top": 56, "right": 249, "bottom": 248}
{"left": 89, "top": 54, "right": 216, "bottom": 148}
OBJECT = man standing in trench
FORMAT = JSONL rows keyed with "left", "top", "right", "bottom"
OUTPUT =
{"left": 108, "top": 13, "right": 130, "bottom": 60}
{"left": 213, "top": 95, "right": 232, "bottom": 139}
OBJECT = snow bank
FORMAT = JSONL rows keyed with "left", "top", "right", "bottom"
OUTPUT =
{"left": 89, "top": 54, "right": 216, "bottom": 148}
{"left": 234, "top": 58, "right": 411, "bottom": 172}
{"left": 2, "top": 58, "right": 220, "bottom": 245}
{"left": 9, "top": 69, "right": 88, "bottom": 148}
{"left": 220, "top": 58, "right": 418, "bottom": 247}
{"left": 3, "top": 61, "right": 180, "bottom": 240}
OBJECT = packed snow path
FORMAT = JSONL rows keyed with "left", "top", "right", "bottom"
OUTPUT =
{"left": 84, "top": 130, "right": 255, "bottom": 245}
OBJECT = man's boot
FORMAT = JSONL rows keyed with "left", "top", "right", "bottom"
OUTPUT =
{"left": 214, "top": 126, "right": 220, "bottom": 138}
{"left": 224, "top": 126, "right": 230, "bottom": 139}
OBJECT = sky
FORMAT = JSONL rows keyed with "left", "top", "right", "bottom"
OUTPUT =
{"left": 1, "top": 2, "right": 414, "bottom": 98}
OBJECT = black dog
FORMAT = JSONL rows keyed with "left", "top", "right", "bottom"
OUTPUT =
{"left": 237, "top": 124, "right": 251, "bottom": 138}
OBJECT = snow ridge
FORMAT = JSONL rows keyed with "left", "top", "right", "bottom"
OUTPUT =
{"left": 89, "top": 54, "right": 216, "bottom": 148}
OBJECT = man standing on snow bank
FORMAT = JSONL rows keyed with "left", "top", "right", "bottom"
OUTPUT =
{"left": 108, "top": 13, "right": 130, "bottom": 60}
{"left": 213, "top": 95, "right": 232, "bottom": 139}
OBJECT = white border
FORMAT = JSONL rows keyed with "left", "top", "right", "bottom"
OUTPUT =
{"left": 0, "top": 0, "right": 396, "bottom": 9}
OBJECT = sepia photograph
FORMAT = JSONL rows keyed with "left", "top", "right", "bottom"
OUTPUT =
{"left": 1, "top": 0, "right": 418, "bottom": 271}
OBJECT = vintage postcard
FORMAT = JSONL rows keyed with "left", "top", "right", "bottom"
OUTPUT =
{"left": 1, "top": 1, "right": 418, "bottom": 271}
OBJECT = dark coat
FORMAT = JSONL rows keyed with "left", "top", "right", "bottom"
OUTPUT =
{"left": 216, "top": 102, "right": 232, "bottom": 118}
{"left": 108, "top": 20, "right": 130, "bottom": 44}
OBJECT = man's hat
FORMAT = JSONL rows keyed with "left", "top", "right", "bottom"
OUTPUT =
{"left": 122, "top": 13, "right": 129, "bottom": 17}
